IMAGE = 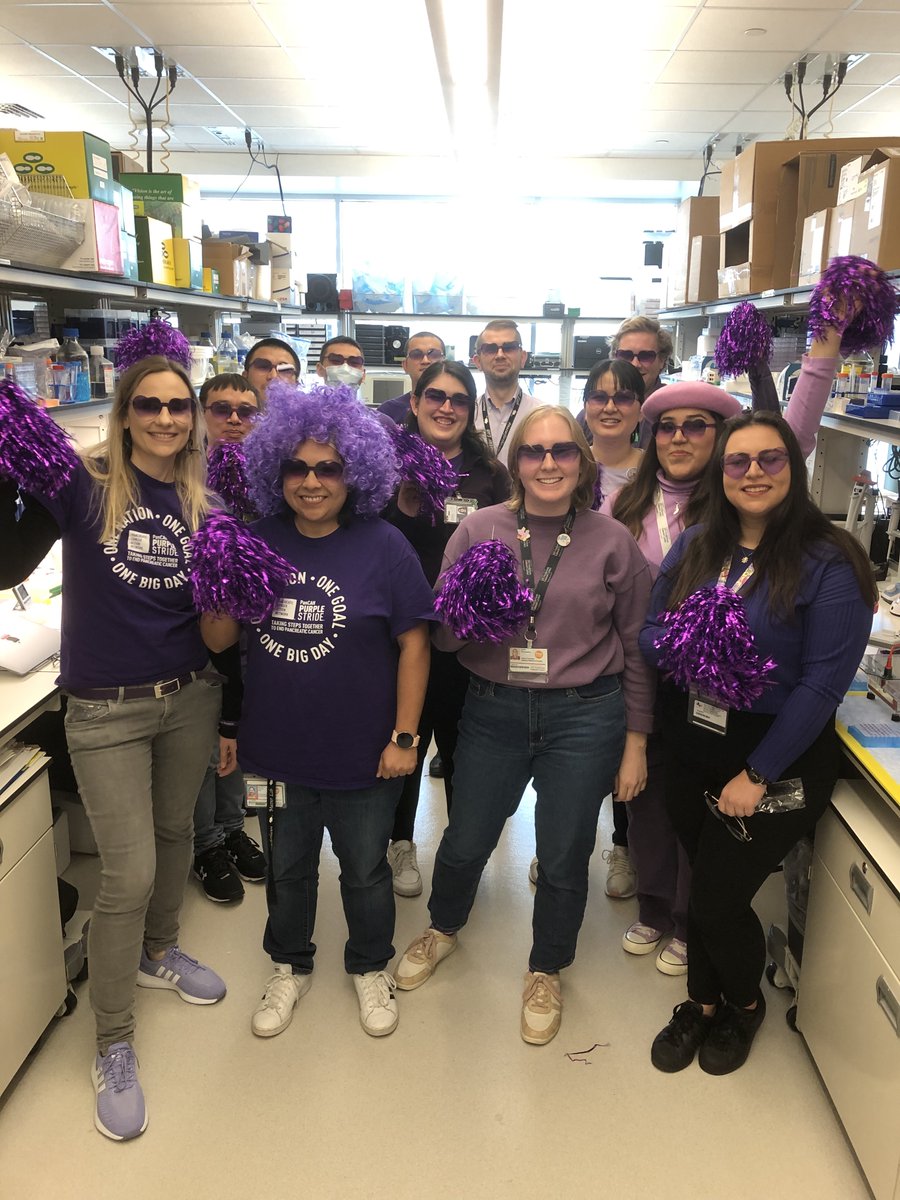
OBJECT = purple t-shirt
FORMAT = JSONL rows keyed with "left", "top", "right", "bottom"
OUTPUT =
{"left": 377, "top": 391, "right": 412, "bottom": 424}
{"left": 35, "top": 462, "right": 207, "bottom": 690}
{"left": 237, "top": 513, "right": 435, "bottom": 789}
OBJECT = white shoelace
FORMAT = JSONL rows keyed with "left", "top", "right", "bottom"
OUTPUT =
{"left": 261, "top": 973, "right": 301, "bottom": 1011}
{"left": 358, "top": 972, "right": 396, "bottom": 1011}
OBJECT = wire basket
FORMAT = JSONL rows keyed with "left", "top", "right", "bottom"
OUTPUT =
{"left": 0, "top": 190, "right": 84, "bottom": 268}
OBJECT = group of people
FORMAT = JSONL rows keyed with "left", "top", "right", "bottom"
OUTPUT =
{"left": 0, "top": 302, "right": 875, "bottom": 1143}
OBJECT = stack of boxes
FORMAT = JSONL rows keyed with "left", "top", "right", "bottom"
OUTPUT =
{"left": 267, "top": 226, "right": 307, "bottom": 305}
{"left": 120, "top": 173, "right": 203, "bottom": 288}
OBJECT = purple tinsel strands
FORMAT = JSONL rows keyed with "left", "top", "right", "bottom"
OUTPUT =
{"left": 435, "top": 540, "right": 533, "bottom": 644}
{"left": 808, "top": 256, "right": 900, "bottom": 355}
{"left": 591, "top": 475, "right": 604, "bottom": 512}
{"left": 714, "top": 302, "right": 774, "bottom": 378}
{"left": 654, "top": 584, "right": 777, "bottom": 709}
{"left": 114, "top": 320, "right": 194, "bottom": 373}
{"left": 390, "top": 425, "right": 459, "bottom": 521}
{"left": 189, "top": 511, "right": 293, "bottom": 623}
{"left": 206, "top": 442, "right": 258, "bottom": 520}
{"left": 0, "top": 377, "right": 79, "bottom": 497}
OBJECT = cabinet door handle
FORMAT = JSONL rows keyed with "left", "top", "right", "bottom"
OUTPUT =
{"left": 876, "top": 976, "right": 900, "bottom": 1038}
{"left": 849, "top": 862, "right": 873, "bottom": 914}
{"left": 0, "top": 837, "right": 3, "bottom": 866}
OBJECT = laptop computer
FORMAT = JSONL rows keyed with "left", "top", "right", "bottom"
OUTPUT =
{"left": 0, "top": 612, "right": 60, "bottom": 676}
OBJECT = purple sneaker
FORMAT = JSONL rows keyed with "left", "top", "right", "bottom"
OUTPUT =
{"left": 92, "top": 1042, "right": 147, "bottom": 1141}
{"left": 137, "top": 945, "right": 226, "bottom": 1005}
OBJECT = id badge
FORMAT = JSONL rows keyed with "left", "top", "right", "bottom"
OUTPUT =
{"left": 443, "top": 495, "right": 478, "bottom": 524}
{"left": 244, "top": 775, "right": 286, "bottom": 807}
{"left": 688, "top": 689, "right": 728, "bottom": 735}
{"left": 508, "top": 645, "right": 549, "bottom": 682}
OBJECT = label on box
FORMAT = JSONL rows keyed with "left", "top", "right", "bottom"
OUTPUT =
{"left": 868, "top": 166, "right": 886, "bottom": 231}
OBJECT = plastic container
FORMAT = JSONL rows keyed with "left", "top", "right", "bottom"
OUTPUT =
{"left": 60, "top": 328, "right": 91, "bottom": 403}
{"left": 190, "top": 344, "right": 215, "bottom": 387}
{"left": 215, "top": 327, "right": 239, "bottom": 374}
{"left": 89, "top": 345, "right": 115, "bottom": 399}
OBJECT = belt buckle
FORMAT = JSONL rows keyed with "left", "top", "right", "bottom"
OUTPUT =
{"left": 153, "top": 677, "right": 181, "bottom": 699}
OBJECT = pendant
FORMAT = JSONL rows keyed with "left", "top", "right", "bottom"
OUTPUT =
{"left": 516, "top": 527, "right": 531, "bottom": 543}
{"left": 740, "top": 555, "right": 750, "bottom": 565}
{"left": 557, "top": 532, "right": 571, "bottom": 547}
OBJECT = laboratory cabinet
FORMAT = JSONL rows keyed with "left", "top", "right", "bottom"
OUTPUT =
{"left": 796, "top": 780, "right": 900, "bottom": 1200}
{"left": 0, "top": 767, "right": 67, "bottom": 1096}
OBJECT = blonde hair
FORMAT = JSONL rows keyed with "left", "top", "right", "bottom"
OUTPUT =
{"left": 610, "top": 315, "right": 674, "bottom": 362}
{"left": 82, "top": 356, "right": 210, "bottom": 543}
{"left": 505, "top": 405, "right": 598, "bottom": 513}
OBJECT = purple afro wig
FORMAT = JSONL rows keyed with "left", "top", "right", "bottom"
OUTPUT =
{"left": 243, "top": 380, "right": 399, "bottom": 517}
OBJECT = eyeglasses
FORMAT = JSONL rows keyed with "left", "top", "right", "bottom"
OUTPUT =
{"left": 477, "top": 341, "right": 522, "bottom": 357}
{"left": 205, "top": 400, "right": 260, "bottom": 422}
{"left": 721, "top": 448, "right": 790, "bottom": 479}
{"left": 130, "top": 394, "right": 193, "bottom": 417}
{"left": 247, "top": 357, "right": 298, "bottom": 379}
{"left": 585, "top": 389, "right": 639, "bottom": 410}
{"left": 420, "top": 387, "right": 471, "bottom": 412}
{"left": 653, "top": 417, "right": 716, "bottom": 442}
{"left": 517, "top": 441, "right": 581, "bottom": 466}
{"left": 280, "top": 458, "right": 345, "bottom": 482}
{"left": 406, "top": 348, "right": 444, "bottom": 362}
{"left": 704, "top": 792, "right": 752, "bottom": 843}
{"left": 324, "top": 352, "right": 365, "bottom": 369}
{"left": 615, "top": 348, "right": 661, "bottom": 366}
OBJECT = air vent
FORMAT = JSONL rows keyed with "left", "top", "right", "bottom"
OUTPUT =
{"left": 0, "top": 103, "right": 44, "bottom": 119}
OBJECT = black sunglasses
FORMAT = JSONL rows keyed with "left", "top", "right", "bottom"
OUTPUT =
{"left": 280, "top": 458, "right": 345, "bottom": 482}
{"left": 421, "top": 387, "right": 471, "bottom": 412}
{"left": 585, "top": 389, "right": 639, "bottom": 410}
{"left": 653, "top": 417, "right": 716, "bottom": 442}
{"left": 324, "top": 353, "right": 365, "bottom": 369}
{"left": 517, "top": 441, "right": 581, "bottom": 465}
{"left": 130, "top": 394, "right": 194, "bottom": 416}
{"left": 406, "top": 348, "right": 444, "bottom": 362}
{"left": 205, "top": 400, "right": 260, "bottom": 422}
{"left": 704, "top": 792, "right": 751, "bottom": 843}
{"left": 615, "top": 349, "right": 660, "bottom": 366}
{"left": 477, "top": 341, "right": 522, "bottom": 356}
{"left": 247, "top": 357, "right": 298, "bottom": 378}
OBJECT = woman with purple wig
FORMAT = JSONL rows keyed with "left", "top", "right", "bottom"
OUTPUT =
{"left": 201, "top": 382, "right": 433, "bottom": 1041}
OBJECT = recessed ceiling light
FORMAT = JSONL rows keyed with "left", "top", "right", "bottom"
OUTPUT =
{"left": 744, "top": 27, "right": 767, "bottom": 36}
{"left": 655, "top": 138, "right": 670, "bottom": 144}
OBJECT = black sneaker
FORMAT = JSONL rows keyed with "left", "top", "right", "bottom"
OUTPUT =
{"left": 428, "top": 753, "right": 444, "bottom": 778}
{"left": 699, "top": 991, "right": 766, "bottom": 1076}
{"left": 193, "top": 844, "right": 244, "bottom": 903}
{"left": 651, "top": 1001, "right": 714, "bottom": 1073}
{"left": 224, "top": 829, "right": 267, "bottom": 882}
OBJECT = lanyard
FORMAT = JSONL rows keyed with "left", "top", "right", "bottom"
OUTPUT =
{"left": 718, "top": 554, "right": 755, "bottom": 595}
{"left": 517, "top": 505, "right": 576, "bottom": 644}
{"left": 481, "top": 388, "right": 523, "bottom": 456}
{"left": 654, "top": 484, "right": 684, "bottom": 557}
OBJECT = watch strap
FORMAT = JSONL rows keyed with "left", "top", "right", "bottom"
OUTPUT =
{"left": 745, "top": 764, "right": 768, "bottom": 787}
{"left": 392, "top": 730, "right": 421, "bottom": 749}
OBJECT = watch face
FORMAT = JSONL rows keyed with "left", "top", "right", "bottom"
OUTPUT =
{"left": 395, "top": 732, "right": 415, "bottom": 749}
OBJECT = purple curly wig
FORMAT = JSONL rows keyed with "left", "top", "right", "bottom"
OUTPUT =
{"left": 243, "top": 379, "right": 399, "bottom": 517}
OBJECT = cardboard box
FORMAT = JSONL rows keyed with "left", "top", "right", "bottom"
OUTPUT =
{"left": 850, "top": 148, "right": 900, "bottom": 270}
{"left": 827, "top": 199, "right": 858, "bottom": 262}
{"left": 686, "top": 234, "right": 719, "bottom": 302}
{"left": 166, "top": 236, "right": 203, "bottom": 289}
{"left": 717, "top": 263, "right": 752, "bottom": 298}
{"left": 111, "top": 149, "right": 143, "bottom": 179}
{"left": 797, "top": 209, "right": 832, "bottom": 286}
{"left": 120, "top": 172, "right": 202, "bottom": 239}
{"left": 0, "top": 128, "right": 114, "bottom": 202}
{"left": 109, "top": 180, "right": 135, "bottom": 235}
{"left": 665, "top": 196, "right": 720, "bottom": 306}
{"left": 60, "top": 199, "right": 123, "bottom": 274}
{"left": 202, "top": 266, "right": 217, "bottom": 293}
{"left": 202, "top": 240, "right": 251, "bottom": 296}
{"left": 837, "top": 156, "right": 868, "bottom": 204}
{"left": 135, "top": 214, "right": 175, "bottom": 285}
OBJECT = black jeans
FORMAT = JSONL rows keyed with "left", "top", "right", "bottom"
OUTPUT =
{"left": 658, "top": 686, "right": 838, "bottom": 1008}
{"left": 391, "top": 648, "right": 469, "bottom": 843}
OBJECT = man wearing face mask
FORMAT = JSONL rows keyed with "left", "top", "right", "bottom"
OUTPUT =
{"left": 378, "top": 331, "right": 446, "bottom": 425}
{"left": 472, "top": 320, "right": 541, "bottom": 469}
{"left": 316, "top": 336, "right": 366, "bottom": 391}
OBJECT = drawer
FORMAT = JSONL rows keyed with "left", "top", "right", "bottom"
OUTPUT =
{"left": 0, "top": 769, "right": 52, "bottom": 886}
{"left": 815, "top": 799, "right": 900, "bottom": 973}
{"left": 798, "top": 859, "right": 900, "bottom": 1200}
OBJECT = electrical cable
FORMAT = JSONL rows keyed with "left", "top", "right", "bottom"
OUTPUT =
{"left": 885, "top": 444, "right": 900, "bottom": 485}
{"left": 697, "top": 142, "right": 721, "bottom": 197}
{"left": 236, "top": 128, "right": 287, "bottom": 216}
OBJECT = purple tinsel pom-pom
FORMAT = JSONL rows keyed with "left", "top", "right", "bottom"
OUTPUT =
{"left": 389, "top": 425, "right": 459, "bottom": 520}
{"left": 190, "top": 511, "right": 293, "bottom": 623}
{"left": 808, "top": 255, "right": 900, "bottom": 355}
{"left": 0, "top": 377, "right": 79, "bottom": 496}
{"left": 591, "top": 475, "right": 604, "bottom": 512}
{"left": 114, "top": 320, "right": 194, "bottom": 373}
{"left": 654, "top": 584, "right": 776, "bottom": 709}
{"left": 714, "top": 302, "right": 774, "bottom": 378}
{"left": 435, "top": 540, "right": 532, "bottom": 644}
{"left": 206, "top": 442, "right": 258, "bottom": 521}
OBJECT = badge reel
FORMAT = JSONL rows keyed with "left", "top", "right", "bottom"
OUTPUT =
{"left": 688, "top": 690, "right": 728, "bottom": 735}
{"left": 244, "top": 776, "right": 286, "bottom": 807}
{"left": 443, "top": 495, "right": 478, "bottom": 525}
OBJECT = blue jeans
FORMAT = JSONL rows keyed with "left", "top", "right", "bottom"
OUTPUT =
{"left": 193, "top": 741, "right": 247, "bottom": 856}
{"left": 263, "top": 779, "right": 401, "bottom": 975}
{"left": 428, "top": 674, "right": 626, "bottom": 973}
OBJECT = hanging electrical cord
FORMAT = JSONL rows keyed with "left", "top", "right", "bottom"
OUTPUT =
{"left": 884, "top": 444, "right": 900, "bottom": 485}
{"left": 697, "top": 142, "right": 721, "bottom": 197}
{"left": 157, "top": 76, "right": 173, "bottom": 174}
{"left": 232, "top": 128, "right": 288, "bottom": 216}
{"left": 783, "top": 55, "right": 850, "bottom": 139}
{"left": 112, "top": 49, "right": 178, "bottom": 172}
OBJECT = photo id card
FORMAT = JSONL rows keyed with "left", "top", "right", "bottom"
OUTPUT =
{"left": 688, "top": 690, "right": 728, "bottom": 735}
{"left": 508, "top": 645, "right": 549, "bottom": 682}
{"left": 443, "top": 495, "right": 479, "bottom": 524}
{"left": 244, "top": 776, "right": 286, "bottom": 807}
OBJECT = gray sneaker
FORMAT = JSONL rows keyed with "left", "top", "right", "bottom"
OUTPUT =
{"left": 387, "top": 839, "right": 422, "bottom": 897}
{"left": 137, "top": 945, "right": 226, "bottom": 1004}
{"left": 92, "top": 1042, "right": 147, "bottom": 1141}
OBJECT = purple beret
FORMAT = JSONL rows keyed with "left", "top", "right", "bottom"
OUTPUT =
{"left": 642, "top": 381, "right": 744, "bottom": 425}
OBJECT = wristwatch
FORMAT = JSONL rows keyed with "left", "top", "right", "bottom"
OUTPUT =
{"left": 745, "top": 764, "right": 769, "bottom": 788}
{"left": 391, "top": 730, "right": 421, "bottom": 750}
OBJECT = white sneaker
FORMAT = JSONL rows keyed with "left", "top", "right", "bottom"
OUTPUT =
{"left": 251, "top": 963, "right": 311, "bottom": 1037}
{"left": 387, "top": 839, "right": 422, "bottom": 897}
{"left": 353, "top": 971, "right": 399, "bottom": 1037}
{"left": 622, "top": 921, "right": 664, "bottom": 955}
{"left": 528, "top": 856, "right": 539, "bottom": 885}
{"left": 521, "top": 971, "right": 562, "bottom": 1045}
{"left": 603, "top": 845, "right": 637, "bottom": 898}
{"left": 395, "top": 927, "right": 458, "bottom": 990}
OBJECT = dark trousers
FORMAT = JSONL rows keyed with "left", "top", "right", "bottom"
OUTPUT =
{"left": 627, "top": 733, "right": 690, "bottom": 940}
{"left": 391, "top": 648, "right": 469, "bottom": 843}
{"left": 659, "top": 688, "right": 837, "bottom": 1008}
{"left": 611, "top": 798, "right": 630, "bottom": 847}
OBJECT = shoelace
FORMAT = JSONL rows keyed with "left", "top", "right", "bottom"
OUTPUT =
{"left": 102, "top": 1047, "right": 137, "bottom": 1094}
{"left": 160, "top": 947, "right": 201, "bottom": 975}
{"left": 524, "top": 974, "right": 560, "bottom": 1011}
{"left": 260, "top": 973, "right": 301, "bottom": 1011}
{"left": 359, "top": 972, "right": 396, "bottom": 1010}
{"left": 394, "top": 845, "right": 416, "bottom": 872}
{"left": 205, "top": 844, "right": 235, "bottom": 876}
{"left": 407, "top": 931, "right": 438, "bottom": 963}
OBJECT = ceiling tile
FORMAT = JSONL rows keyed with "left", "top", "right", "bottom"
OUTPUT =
{"left": 0, "top": 24, "right": 23, "bottom": 44}
{"left": 810, "top": 12, "right": 900, "bottom": 52}
{"left": 677, "top": 8, "right": 839, "bottom": 54}
{"left": 704, "top": 0, "right": 848, "bottom": 7}
{"left": 13, "top": 76, "right": 125, "bottom": 105}
{"left": 198, "top": 78, "right": 340, "bottom": 107}
{"left": 165, "top": 45, "right": 298, "bottom": 79}
{"left": 627, "top": 109, "right": 735, "bottom": 134}
{"left": 841, "top": 54, "right": 900, "bottom": 86}
{"left": 0, "top": 4, "right": 139, "bottom": 44}
{"left": 39, "top": 45, "right": 119, "bottom": 75}
{"left": 719, "top": 111, "right": 797, "bottom": 134}
{"left": 642, "top": 81, "right": 762, "bottom": 108}
{"left": 166, "top": 102, "right": 237, "bottom": 125}
{"left": 131, "top": 5, "right": 278, "bottom": 47}
{"left": 0, "top": 43, "right": 76, "bottom": 76}
{"left": 830, "top": 82, "right": 900, "bottom": 112}
{"left": 659, "top": 50, "right": 790, "bottom": 84}
{"left": 813, "top": 109, "right": 900, "bottom": 135}
{"left": 502, "top": 1, "right": 696, "bottom": 54}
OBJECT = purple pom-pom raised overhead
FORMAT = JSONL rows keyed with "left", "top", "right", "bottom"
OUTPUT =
{"left": 435, "top": 540, "right": 532, "bottom": 644}
{"left": 189, "top": 511, "right": 293, "bottom": 623}
{"left": 808, "top": 255, "right": 900, "bottom": 355}
{"left": 714, "top": 302, "right": 774, "bottom": 378}
{"left": 114, "top": 319, "right": 194, "bottom": 373}
{"left": 654, "top": 584, "right": 776, "bottom": 709}
{"left": 206, "top": 442, "right": 258, "bottom": 521}
{"left": 0, "top": 377, "right": 79, "bottom": 497}
{"left": 389, "top": 425, "right": 459, "bottom": 521}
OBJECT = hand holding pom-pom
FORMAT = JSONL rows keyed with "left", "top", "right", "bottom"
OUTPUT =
{"left": 808, "top": 256, "right": 900, "bottom": 356}
{"left": 435, "top": 540, "right": 532, "bottom": 644}
{"left": 714, "top": 302, "right": 774, "bottom": 379}
{"left": 0, "top": 378, "right": 79, "bottom": 497}
{"left": 190, "top": 511, "right": 293, "bottom": 623}
{"left": 389, "top": 425, "right": 459, "bottom": 521}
